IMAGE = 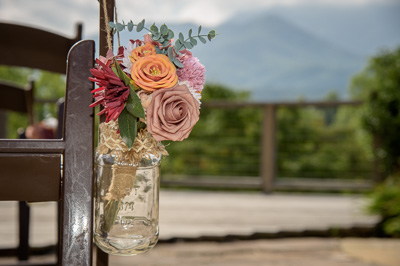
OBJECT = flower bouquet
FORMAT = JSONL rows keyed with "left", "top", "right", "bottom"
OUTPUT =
{"left": 90, "top": 19, "right": 215, "bottom": 255}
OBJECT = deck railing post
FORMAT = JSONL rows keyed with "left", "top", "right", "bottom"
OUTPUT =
{"left": 261, "top": 104, "right": 276, "bottom": 193}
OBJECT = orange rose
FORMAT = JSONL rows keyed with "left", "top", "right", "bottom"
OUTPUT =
{"left": 130, "top": 43, "right": 156, "bottom": 62}
{"left": 131, "top": 54, "right": 178, "bottom": 91}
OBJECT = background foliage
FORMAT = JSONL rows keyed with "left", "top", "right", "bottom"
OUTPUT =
{"left": 0, "top": 67, "right": 65, "bottom": 138}
{"left": 161, "top": 84, "right": 373, "bottom": 181}
{"left": 350, "top": 47, "right": 400, "bottom": 237}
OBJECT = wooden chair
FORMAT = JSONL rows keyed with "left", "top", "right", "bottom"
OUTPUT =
{"left": 0, "top": 22, "right": 83, "bottom": 263}
{"left": 0, "top": 79, "right": 36, "bottom": 261}
{"left": 0, "top": 39, "right": 95, "bottom": 265}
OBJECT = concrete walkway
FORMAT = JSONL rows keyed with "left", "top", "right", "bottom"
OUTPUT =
{"left": 106, "top": 238, "right": 400, "bottom": 266}
{"left": 159, "top": 190, "right": 378, "bottom": 240}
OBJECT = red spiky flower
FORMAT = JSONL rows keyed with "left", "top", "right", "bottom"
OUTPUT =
{"left": 89, "top": 59, "right": 130, "bottom": 122}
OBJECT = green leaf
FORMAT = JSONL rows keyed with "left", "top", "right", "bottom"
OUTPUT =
{"left": 175, "top": 39, "right": 182, "bottom": 47}
{"left": 116, "top": 22, "right": 124, "bottom": 32}
{"left": 188, "top": 28, "right": 193, "bottom": 38}
{"left": 108, "top": 22, "right": 115, "bottom": 28}
{"left": 167, "top": 29, "right": 174, "bottom": 39}
{"left": 198, "top": 35, "right": 207, "bottom": 44}
{"left": 198, "top": 25, "right": 202, "bottom": 35}
{"left": 113, "top": 62, "right": 131, "bottom": 86}
{"left": 155, "top": 46, "right": 162, "bottom": 54}
{"left": 190, "top": 37, "right": 198, "bottom": 46}
{"left": 150, "top": 23, "right": 158, "bottom": 33}
{"left": 174, "top": 40, "right": 184, "bottom": 52}
{"left": 160, "top": 24, "right": 168, "bottom": 35}
{"left": 152, "top": 32, "right": 161, "bottom": 41}
{"left": 209, "top": 29, "right": 216, "bottom": 39}
{"left": 184, "top": 41, "right": 193, "bottom": 49}
{"left": 179, "top": 32, "right": 184, "bottom": 43}
{"left": 173, "top": 59, "right": 184, "bottom": 68}
{"left": 126, "top": 87, "right": 145, "bottom": 119}
{"left": 167, "top": 47, "right": 174, "bottom": 62}
{"left": 162, "top": 40, "right": 170, "bottom": 47}
{"left": 137, "top": 19, "right": 145, "bottom": 32}
{"left": 118, "top": 108, "right": 137, "bottom": 149}
{"left": 127, "top": 21, "right": 134, "bottom": 31}
{"left": 103, "top": 200, "right": 120, "bottom": 233}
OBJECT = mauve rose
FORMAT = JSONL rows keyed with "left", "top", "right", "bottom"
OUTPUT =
{"left": 146, "top": 83, "right": 200, "bottom": 141}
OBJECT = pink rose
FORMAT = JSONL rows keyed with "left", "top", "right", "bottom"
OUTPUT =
{"left": 146, "top": 83, "right": 200, "bottom": 141}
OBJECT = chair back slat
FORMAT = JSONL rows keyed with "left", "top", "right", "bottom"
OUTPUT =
{"left": 0, "top": 153, "right": 61, "bottom": 201}
{"left": 0, "top": 23, "right": 82, "bottom": 74}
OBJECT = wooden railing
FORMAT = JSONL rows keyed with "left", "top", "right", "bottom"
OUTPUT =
{"left": 162, "top": 100, "right": 375, "bottom": 193}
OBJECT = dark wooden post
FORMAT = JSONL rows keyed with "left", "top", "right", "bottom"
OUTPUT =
{"left": 97, "top": 1, "right": 114, "bottom": 265}
{"left": 261, "top": 104, "right": 276, "bottom": 193}
{"left": 99, "top": 0, "right": 115, "bottom": 57}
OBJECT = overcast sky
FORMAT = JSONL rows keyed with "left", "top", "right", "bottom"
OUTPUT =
{"left": 0, "top": 0, "right": 396, "bottom": 38}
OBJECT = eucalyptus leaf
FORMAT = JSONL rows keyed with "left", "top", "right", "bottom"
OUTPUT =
{"left": 116, "top": 22, "right": 124, "bottom": 32}
{"left": 175, "top": 39, "right": 182, "bottom": 47}
{"left": 126, "top": 87, "right": 145, "bottom": 119}
{"left": 198, "top": 25, "right": 202, "bottom": 35}
{"left": 118, "top": 108, "right": 137, "bottom": 149}
{"left": 150, "top": 23, "right": 158, "bottom": 33}
{"left": 155, "top": 46, "right": 162, "bottom": 54}
{"left": 184, "top": 41, "right": 193, "bottom": 49}
{"left": 103, "top": 200, "right": 120, "bottom": 233}
{"left": 173, "top": 59, "right": 184, "bottom": 68}
{"left": 137, "top": 19, "right": 145, "bottom": 32}
{"left": 190, "top": 37, "right": 197, "bottom": 46}
{"left": 162, "top": 40, "right": 170, "bottom": 47}
{"left": 160, "top": 24, "right": 168, "bottom": 35}
{"left": 108, "top": 22, "right": 115, "bottom": 28}
{"left": 167, "top": 47, "right": 174, "bottom": 62}
{"left": 198, "top": 35, "right": 207, "bottom": 44}
{"left": 207, "top": 33, "right": 212, "bottom": 41}
{"left": 179, "top": 32, "right": 184, "bottom": 43}
{"left": 152, "top": 32, "right": 161, "bottom": 41}
{"left": 127, "top": 21, "right": 134, "bottom": 31}
{"left": 175, "top": 49, "right": 182, "bottom": 57}
{"left": 188, "top": 28, "right": 193, "bottom": 38}
{"left": 167, "top": 29, "right": 174, "bottom": 39}
{"left": 209, "top": 30, "right": 216, "bottom": 39}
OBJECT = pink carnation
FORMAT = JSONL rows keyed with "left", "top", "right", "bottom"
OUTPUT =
{"left": 176, "top": 51, "right": 206, "bottom": 92}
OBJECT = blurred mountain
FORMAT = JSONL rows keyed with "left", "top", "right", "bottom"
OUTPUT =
{"left": 191, "top": 14, "right": 365, "bottom": 100}
{"left": 117, "top": 3, "right": 400, "bottom": 100}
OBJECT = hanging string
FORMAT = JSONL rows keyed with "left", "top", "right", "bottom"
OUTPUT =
{"left": 102, "top": 0, "right": 113, "bottom": 50}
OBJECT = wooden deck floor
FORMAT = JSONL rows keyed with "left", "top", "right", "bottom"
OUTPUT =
{"left": 0, "top": 190, "right": 378, "bottom": 248}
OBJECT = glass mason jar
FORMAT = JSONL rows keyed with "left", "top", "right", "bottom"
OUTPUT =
{"left": 93, "top": 121, "right": 165, "bottom": 256}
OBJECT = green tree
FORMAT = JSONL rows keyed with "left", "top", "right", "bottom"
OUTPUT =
{"left": 351, "top": 47, "right": 400, "bottom": 237}
{"left": 350, "top": 47, "right": 400, "bottom": 178}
